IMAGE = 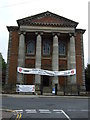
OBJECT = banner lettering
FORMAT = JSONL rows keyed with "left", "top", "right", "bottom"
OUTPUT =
{"left": 16, "top": 85, "right": 35, "bottom": 92}
{"left": 17, "top": 67, "right": 76, "bottom": 76}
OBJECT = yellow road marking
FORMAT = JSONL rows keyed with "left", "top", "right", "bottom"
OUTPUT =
{"left": 16, "top": 113, "right": 19, "bottom": 120}
{"left": 16, "top": 112, "right": 22, "bottom": 120}
{"left": 0, "top": 108, "right": 14, "bottom": 112}
{"left": 19, "top": 113, "right": 22, "bottom": 120}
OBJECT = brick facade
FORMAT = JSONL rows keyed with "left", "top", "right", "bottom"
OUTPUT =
{"left": 75, "top": 30, "right": 85, "bottom": 85}
{"left": 6, "top": 28, "right": 19, "bottom": 84}
{"left": 6, "top": 11, "right": 85, "bottom": 93}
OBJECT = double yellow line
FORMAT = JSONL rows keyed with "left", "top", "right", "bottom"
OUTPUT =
{"left": 15, "top": 112, "right": 22, "bottom": 120}
{"left": 1, "top": 109, "right": 22, "bottom": 120}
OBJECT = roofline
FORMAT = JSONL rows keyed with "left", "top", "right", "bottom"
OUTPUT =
{"left": 17, "top": 11, "right": 79, "bottom": 27}
{"left": 76, "top": 29, "right": 86, "bottom": 34}
{"left": 47, "top": 11, "right": 79, "bottom": 25}
{"left": 7, "top": 26, "right": 19, "bottom": 31}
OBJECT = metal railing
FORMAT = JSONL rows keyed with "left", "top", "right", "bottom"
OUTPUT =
{"left": 58, "top": 85, "right": 86, "bottom": 95}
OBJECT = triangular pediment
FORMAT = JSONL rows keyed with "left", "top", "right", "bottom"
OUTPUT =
{"left": 17, "top": 11, "right": 78, "bottom": 27}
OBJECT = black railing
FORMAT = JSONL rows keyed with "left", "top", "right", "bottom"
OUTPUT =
{"left": 59, "top": 85, "right": 86, "bottom": 95}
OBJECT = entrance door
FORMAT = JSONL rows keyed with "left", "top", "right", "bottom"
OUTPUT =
{"left": 42, "top": 76, "right": 49, "bottom": 86}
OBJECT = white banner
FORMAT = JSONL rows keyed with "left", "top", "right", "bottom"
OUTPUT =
{"left": 16, "top": 85, "right": 35, "bottom": 92}
{"left": 17, "top": 67, "right": 76, "bottom": 76}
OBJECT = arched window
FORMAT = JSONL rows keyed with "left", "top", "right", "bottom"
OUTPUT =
{"left": 27, "top": 40, "right": 35, "bottom": 54}
{"left": 43, "top": 41, "right": 50, "bottom": 55}
{"left": 59, "top": 41, "right": 66, "bottom": 55}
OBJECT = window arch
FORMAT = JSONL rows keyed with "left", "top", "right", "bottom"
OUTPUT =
{"left": 43, "top": 41, "right": 50, "bottom": 55}
{"left": 27, "top": 40, "right": 35, "bottom": 54}
{"left": 59, "top": 41, "right": 66, "bottom": 55}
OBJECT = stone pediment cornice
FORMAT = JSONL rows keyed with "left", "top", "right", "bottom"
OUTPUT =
{"left": 17, "top": 11, "right": 78, "bottom": 28}
{"left": 75, "top": 29, "right": 86, "bottom": 34}
{"left": 7, "top": 26, "right": 19, "bottom": 31}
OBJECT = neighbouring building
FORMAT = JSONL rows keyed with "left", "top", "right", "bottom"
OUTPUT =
{"left": 6, "top": 11, "right": 85, "bottom": 94}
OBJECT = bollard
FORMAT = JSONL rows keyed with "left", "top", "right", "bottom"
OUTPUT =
{"left": 55, "top": 84, "right": 57, "bottom": 95}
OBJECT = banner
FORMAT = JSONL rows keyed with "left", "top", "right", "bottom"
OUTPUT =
{"left": 17, "top": 67, "right": 76, "bottom": 76}
{"left": 16, "top": 85, "right": 35, "bottom": 92}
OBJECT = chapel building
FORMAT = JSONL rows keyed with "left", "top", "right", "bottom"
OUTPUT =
{"left": 6, "top": 11, "right": 85, "bottom": 94}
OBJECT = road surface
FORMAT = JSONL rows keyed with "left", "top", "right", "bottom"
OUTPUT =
{"left": 1, "top": 95, "right": 89, "bottom": 119}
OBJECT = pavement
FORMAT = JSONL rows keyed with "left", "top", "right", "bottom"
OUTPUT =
{"left": 1, "top": 93, "right": 89, "bottom": 98}
{"left": 2, "top": 111, "right": 14, "bottom": 119}
{"left": 1, "top": 108, "right": 20, "bottom": 120}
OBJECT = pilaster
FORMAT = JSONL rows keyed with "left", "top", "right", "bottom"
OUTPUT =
{"left": 67, "top": 38, "right": 71, "bottom": 84}
{"left": 35, "top": 33, "right": 42, "bottom": 89}
{"left": 69, "top": 33, "right": 76, "bottom": 84}
{"left": 6, "top": 31, "right": 12, "bottom": 84}
{"left": 80, "top": 33, "right": 85, "bottom": 89}
{"left": 17, "top": 32, "right": 25, "bottom": 84}
{"left": 52, "top": 34, "right": 59, "bottom": 87}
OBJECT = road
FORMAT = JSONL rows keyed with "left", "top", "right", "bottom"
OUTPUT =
{"left": 2, "top": 95, "right": 89, "bottom": 119}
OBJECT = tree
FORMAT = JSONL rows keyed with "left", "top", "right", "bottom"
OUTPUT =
{"left": 0, "top": 53, "right": 7, "bottom": 85}
{"left": 85, "top": 64, "right": 90, "bottom": 91}
{"left": 0, "top": 53, "right": 6, "bottom": 70}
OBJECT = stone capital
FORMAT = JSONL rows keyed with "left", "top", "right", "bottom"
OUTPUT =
{"left": 18, "top": 31, "right": 26, "bottom": 35}
{"left": 52, "top": 32, "right": 60, "bottom": 37}
{"left": 35, "top": 32, "right": 43, "bottom": 36}
{"left": 69, "top": 33, "right": 76, "bottom": 37}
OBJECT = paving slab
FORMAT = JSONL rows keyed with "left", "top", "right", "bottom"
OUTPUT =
{"left": 2, "top": 111, "right": 14, "bottom": 119}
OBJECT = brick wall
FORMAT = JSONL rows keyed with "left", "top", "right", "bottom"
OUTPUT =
{"left": 7, "top": 31, "right": 19, "bottom": 84}
{"left": 75, "top": 32, "right": 83, "bottom": 85}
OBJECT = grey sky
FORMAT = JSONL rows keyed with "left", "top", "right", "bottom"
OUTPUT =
{"left": 0, "top": 0, "right": 88, "bottom": 67}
